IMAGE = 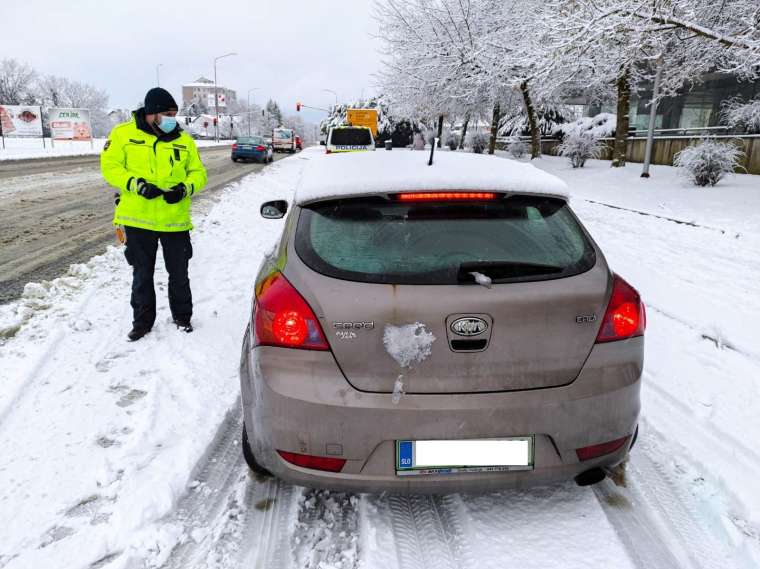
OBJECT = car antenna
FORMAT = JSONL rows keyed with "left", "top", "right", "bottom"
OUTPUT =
{"left": 428, "top": 137, "right": 438, "bottom": 166}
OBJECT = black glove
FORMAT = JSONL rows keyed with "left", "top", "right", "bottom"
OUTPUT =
{"left": 131, "top": 178, "right": 162, "bottom": 200}
{"left": 163, "top": 183, "right": 187, "bottom": 204}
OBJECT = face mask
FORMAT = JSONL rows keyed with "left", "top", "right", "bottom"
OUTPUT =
{"left": 157, "top": 116, "right": 177, "bottom": 133}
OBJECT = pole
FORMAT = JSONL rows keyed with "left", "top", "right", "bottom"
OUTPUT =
{"left": 214, "top": 62, "right": 219, "bottom": 142}
{"left": 156, "top": 63, "right": 162, "bottom": 87}
{"left": 641, "top": 57, "right": 663, "bottom": 178}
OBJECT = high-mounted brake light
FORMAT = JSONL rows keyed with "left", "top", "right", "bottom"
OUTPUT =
{"left": 395, "top": 192, "right": 498, "bottom": 202}
{"left": 576, "top": 436, "right": 630, "bottom": 461}
{"left": 254, "top": 272, "right": 329, "bottom": 350}
{"left": 595, "top": 274, "right": 646, "bottom": 343}
{"left": 277, "top": 450, "right": 346, "bottom": 472}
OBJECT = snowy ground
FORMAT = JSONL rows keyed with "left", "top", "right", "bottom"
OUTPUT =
{"left": 0, "top": 138, "right": 233, "bottom": 161}
{"left": 0, "top": 148, "right": 758, "bottom": 568}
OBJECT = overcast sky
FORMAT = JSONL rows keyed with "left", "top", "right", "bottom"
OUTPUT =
{"left": 3, "top": 0, "right": 382, "bottom": 124}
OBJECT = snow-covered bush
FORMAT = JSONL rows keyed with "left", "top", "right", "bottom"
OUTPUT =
{"left": 467, "top": 131, "right": 488, "bottom": 154}
{"left": 555, "top": 113, "right": 616, "bottom": 139}
{"left": 446, "top": 133, "right": 459, "bottom": 150}
{"left": 557, "top": 132, "right": 603, "bottom": 168}
{"left": 673, "top": 139, "right": 745, "bottom": 187}
{"left": 508, "top": 137, "right": 528, "bottom": 158}
{"left": 721, "top": 97, "right": 760, "bottom": 134}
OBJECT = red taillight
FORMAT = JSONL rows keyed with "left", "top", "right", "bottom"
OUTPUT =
{"left": 395, "top": 192, "right": 498, "bottom": 202}
{"left": 576, "top": 436, "right": 630, "bottom": 461}
{"left": 325, "top": 149, "right": 332, "bottom": 154}
{"left": 256, "top": 145, "right": 266, "bottom": 151}
{"left": 277, "top": 450, "right": 346, "bottom": 472}
{"left": 232, "top": 143, "right": 238, "bottom": 150}
{"left": 595, "top": 274, "right": 646, "bottom": 343}
{"left": 254, "top": 272, "right": 329, "bottom": 350}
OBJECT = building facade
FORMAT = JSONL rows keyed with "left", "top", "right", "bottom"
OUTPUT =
{"left": 181, "top": 77, "right": 238, "bottom": 112}
{"left": 587, "top": 73, "right": 760, "bottom": 132}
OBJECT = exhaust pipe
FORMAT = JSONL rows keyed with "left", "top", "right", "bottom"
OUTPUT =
{"left": 575, "top": 467, "right": 606, "bottom": 487}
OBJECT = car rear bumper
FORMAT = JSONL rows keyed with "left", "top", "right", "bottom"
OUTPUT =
{"left": 240, "top": 333, "right": 642, "bottom": 494}
{"left": 232, "top": 150, "right": 267, "bottom": 160}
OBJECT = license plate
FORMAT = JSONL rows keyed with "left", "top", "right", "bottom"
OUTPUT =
{"left": 396, "top": 437, "right": 534, "bottom": 475}
{"left": 239, "top": 145, "right": 252, "bottom": 149}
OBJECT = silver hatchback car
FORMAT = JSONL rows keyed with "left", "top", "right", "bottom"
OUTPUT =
{"left": 239, "top": 150, "right": 644, "bottom": 493}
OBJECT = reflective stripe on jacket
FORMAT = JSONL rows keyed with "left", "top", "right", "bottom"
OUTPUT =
{"left": 101, "top": 114, "right": 207, "bottom": 232}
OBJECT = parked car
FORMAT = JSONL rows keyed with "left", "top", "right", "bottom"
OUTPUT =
{"left": 240, "top": 151, "right": 644, "bottom": 493}
{"left": 232, "top": 136, "right": 273, "bottom": 163}
{"left": 295, "top": 135, "right": 303, "bottom": 151}
{"left": 325, "top": 126, "right": 375, "bottom": 153}
{"left": 272, "top": 128, "right": 296, "bottom": 153}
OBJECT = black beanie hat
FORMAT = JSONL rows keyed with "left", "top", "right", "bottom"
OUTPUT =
{"left": 144, "top": 87, "right": 178, "bottom": 114}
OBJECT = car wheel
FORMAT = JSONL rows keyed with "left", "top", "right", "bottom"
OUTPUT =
{"left": 242, "top": 423, "right": 271, "bottom": 476}
{"left": 232, "top": 156, "right": 237, "bottom": 162}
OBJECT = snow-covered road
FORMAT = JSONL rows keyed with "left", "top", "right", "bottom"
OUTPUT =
{"left": 0, "top": 148, "right": 758, "bottom": 569}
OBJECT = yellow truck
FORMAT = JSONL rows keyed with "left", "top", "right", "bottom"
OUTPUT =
{"left": 346, "top": 108, "right": 378, "bottom": 137}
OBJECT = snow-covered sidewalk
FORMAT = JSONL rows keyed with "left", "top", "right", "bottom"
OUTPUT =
{"left": 532, "top": 155, "right": 760, "bottom": 567}
{"left": 0, "top": 153, "right": 304, "bottom": 568}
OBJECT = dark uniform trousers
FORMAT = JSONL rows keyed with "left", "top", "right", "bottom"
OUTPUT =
{"left": 124, "top": 226, "right": 193, "bottom": 330}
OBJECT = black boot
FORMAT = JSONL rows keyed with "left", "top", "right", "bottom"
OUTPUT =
{"left": 127, "top": 326, "right": 152, "bottom": 341}
{"left": 173, "top": 318, "right": 193, "bottom": 333}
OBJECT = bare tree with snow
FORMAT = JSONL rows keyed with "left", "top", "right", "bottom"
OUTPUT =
{"left": 0, "top": 59, "right": 37, "bottom": 104}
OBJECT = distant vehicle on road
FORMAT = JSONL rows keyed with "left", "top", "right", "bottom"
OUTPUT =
{"left": 231, "top": 136, "right": 273, "bottom": 163}
{"left": 325, "top": 126, "right": 375, "bottom": 154}
{"left": 240, "top": 150, "right": 644, "bottom": 493}
{"left": 295, "top": 135, "right": 303, "bottom": 151}
{"left": 272, "top": 128, "right": 296, "bottom": 153}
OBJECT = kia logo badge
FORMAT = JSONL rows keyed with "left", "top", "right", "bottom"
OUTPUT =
{"left": 450, "top": 317, "right": 488, "bottom": 336}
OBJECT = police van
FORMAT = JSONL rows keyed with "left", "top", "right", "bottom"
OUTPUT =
{"left": 325, "top": 126, "right": 375, "bottom": 154}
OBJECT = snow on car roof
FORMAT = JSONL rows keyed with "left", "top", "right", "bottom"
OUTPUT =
{"left": 294, "top": 150, "right": 569, "bottom": 205}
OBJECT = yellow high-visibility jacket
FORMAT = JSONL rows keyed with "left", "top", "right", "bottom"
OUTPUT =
{"left": 101, "top": 111, "right": 207, "bottom": 232}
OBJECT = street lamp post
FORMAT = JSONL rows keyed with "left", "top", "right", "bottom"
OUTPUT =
{"left": 247, "top": 87, "right": 260, "bottom": 136}
{"left": 213, "top": 52, "right": 237, "bottom": 142}
{"left": 322, "top": 88, "right": 338, "bottom": 109}
{"left": 156, "top": 63, "right": 163, "bottom": 87}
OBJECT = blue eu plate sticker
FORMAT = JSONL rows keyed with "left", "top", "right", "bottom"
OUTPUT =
{"left": 398, "top": 441, "right": 413, "bottom": 469}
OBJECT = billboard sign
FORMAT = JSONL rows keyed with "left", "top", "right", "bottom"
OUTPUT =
{"left": 49, "top": 108, "right": 92, "bottom": 141}
{"left": 0, "top": 105, "right": 44, "bottom": 137}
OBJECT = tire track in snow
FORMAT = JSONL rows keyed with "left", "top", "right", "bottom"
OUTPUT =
{"left": 244, "top": 480, "right": 298, "bottom": 569}
{"left": 384, "top": 494, "right": 468, "bottom": 569}
{"left": 596, "top": 434, "right": 741, "bottom": 569}
{"left": 159, "top": 401, "right": 263, "bottom": 569}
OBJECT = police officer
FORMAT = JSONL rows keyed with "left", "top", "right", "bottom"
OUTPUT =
{"left": 101, "top": 87, "right": 207, "bottom": 341}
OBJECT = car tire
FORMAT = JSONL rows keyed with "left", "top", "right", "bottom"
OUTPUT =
{"left": 242, "top": 423, "right": 271, "bottom": 476}
{"left": 232, "top": 156, "right": 238, "bottom": 162}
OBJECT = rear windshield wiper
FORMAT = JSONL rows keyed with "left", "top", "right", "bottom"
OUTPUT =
{"left": 457, "top": 261, "right": 565, "bottom": 283}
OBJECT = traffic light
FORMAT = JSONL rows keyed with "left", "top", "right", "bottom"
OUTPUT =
{"left": 296, "top": 102, "right": 301, "bottom": 112}
{"left": 213, "top": 117, "right": 218, "bottom": 126}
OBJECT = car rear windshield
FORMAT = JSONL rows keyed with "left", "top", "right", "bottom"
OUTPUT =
{"left": 295, "top": 195, "right": 595, "bottom": 285}
{"left": 330, "top": 129, "right": 372, "bottom": 146}
{"left": 274, "top": 130, "right": 292, "bottom": 139}
{"left": 237, "top": 137, "right": 263, "bottom": 144}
